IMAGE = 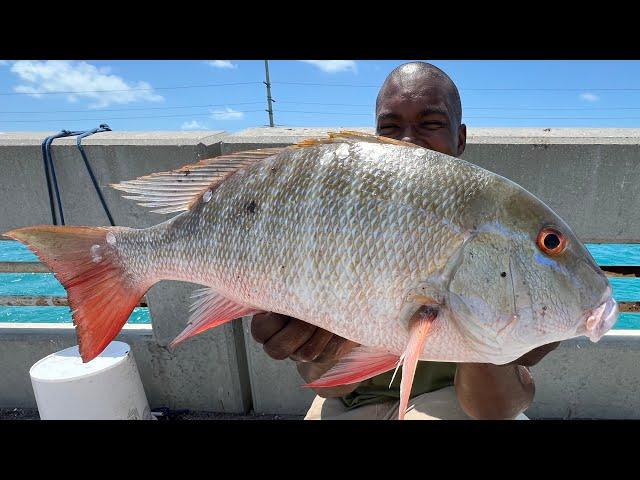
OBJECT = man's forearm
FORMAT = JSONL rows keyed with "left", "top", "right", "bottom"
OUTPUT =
{"left": 454, "top": 363, "right": 535, "bottom": 419}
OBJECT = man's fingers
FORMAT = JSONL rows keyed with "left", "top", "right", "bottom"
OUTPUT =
{"left": 313, "top": 335, "right": 359, "bottom": 364}
{"left": 263, "top": 318, "right": 318, "bottom": 360}
{"left": 251, "top": 312, "right": 290, "bottom": 344}
{"left": 290, "top": 327, "right": 335, "bottom": 362}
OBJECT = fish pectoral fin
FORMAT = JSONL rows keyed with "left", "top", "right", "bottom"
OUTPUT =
{"left": 303, "top": 346, "right": 400, "bottom": 389}
{"left": 111, "top": 147, "right": 287, "bottom": 214}
{"left": 169, "top": 288, "right": 262, "bottom": 348}
{"left": 396, "top": 305, "right": 438, "bottom": 420}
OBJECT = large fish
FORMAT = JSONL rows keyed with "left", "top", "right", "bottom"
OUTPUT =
{"left": 6, "top": 131, "right": 618, "bottom": 420}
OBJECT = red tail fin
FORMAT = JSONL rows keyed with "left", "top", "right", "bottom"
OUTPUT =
{"left": 5, "top": 225, "right": 149, "bottom": 363}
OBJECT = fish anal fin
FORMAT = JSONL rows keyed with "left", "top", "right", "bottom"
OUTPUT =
{"left": 303, "top": 346, "right": 400, "bottom": 389}
{"left": 169, "top": 288, "right": 262, "bottom": 347}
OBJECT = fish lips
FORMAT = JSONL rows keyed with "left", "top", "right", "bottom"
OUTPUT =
{"left": 584, "top": 296, "right": 619, "bottom": 343}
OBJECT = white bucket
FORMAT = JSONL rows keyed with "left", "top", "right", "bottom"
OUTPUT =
{"left": 29, "top": 341, "right": 153, "bottom": 420}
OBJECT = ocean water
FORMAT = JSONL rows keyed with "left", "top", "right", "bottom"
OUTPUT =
{"left": 0, "top": 241, "right": 150, "bottom": 324}
{"left": 1, "top": 241, "right": 639, "bottom": 328}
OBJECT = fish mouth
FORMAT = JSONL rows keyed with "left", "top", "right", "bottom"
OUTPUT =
{"left": 584, "top": 295, "right": 619, "bottom": 343}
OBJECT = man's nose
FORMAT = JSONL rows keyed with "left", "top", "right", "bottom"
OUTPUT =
{"left": 400, "top": 127, "right": 416, "bottom": 144}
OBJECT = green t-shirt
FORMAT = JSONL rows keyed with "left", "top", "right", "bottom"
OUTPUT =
{"left": 340, "top": 361, "right": 457, "bottom": 409}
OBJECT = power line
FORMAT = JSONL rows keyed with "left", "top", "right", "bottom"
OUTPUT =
{"left": 277, "top": 101, "right": 371, "bottom": 107}
{"left": 0, "top": 110, "right": 264, "bottom": 123}
{"left": 275, "top": 82, "right": 380, "bottom": 88}
{"left": 0, "top": 82, "right": 262, "bottom": 96}
{"left": 464, "top": 116, "right": 640, "bottom": 119}
{"left": 4, "top": 79, "right": 640, "bottom": 97}
{"left": 0, "top": 101, "right": 266, "bottom": 114}
{"left": 465, "top": 106, "right": 640, "bottom": 110}
{"left": 273, "top": 110, "right": 640, "bottom": 120}
{"left": 275, "top": 102, "right": 640, "bottom": 110}
{"left": 5, "top": 109, "right": 640, "bottom": 123}
{"left": 10, "top": 102, "right": 640, "bottom": 115}
{"left": 275, "top": 110, "right": 372, "bottom": 116}
{"left": 274, "top": 82, "right": 640, "bottom": 92}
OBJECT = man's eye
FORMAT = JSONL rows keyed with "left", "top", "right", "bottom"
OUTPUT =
{"left": 420, "top": 121, "right": 445, "bottom": 129}
{"left": 379, "top": 124, "right": 398, "bottom": 130}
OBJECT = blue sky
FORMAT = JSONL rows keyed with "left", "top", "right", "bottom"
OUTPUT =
{"left": 1, "top": 60, "right": 640, "bottom": 132}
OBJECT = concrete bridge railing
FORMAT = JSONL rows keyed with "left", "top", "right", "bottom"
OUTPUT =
{"left": 1, "top": 127, "right": 639, "bottom": 418}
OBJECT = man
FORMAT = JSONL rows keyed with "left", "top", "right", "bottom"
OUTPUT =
{"left": 251, "top": 62, "right": 560, "bottom": 420}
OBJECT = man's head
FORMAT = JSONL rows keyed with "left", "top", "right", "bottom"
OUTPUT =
{"left": 375, "top": 62, "right": 466, "bottom": 157}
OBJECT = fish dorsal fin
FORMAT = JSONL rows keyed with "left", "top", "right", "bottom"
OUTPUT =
{"left": 112, "top": 131, "right": 417, "bottom": 215}
{"left": 326, "top": 130, "right": 421, "bottom": 148}
{"left": 292, "top": 130, "right": 420, "bottom": 149}
{"left": 110, "top": 147, "right": 286, "bottom": 214}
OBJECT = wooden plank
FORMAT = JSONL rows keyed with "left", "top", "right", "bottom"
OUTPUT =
{"left": 0, "top": 262, "right": 50, "bottom": 273}
{"left": 620, "top": 302, "right": 640, "bottom": 313}
{"left": 0, "top": 296, "right": 68, "bottom": 306}
{"left": 0, "top": 296, "right": 148, "bottom": 307}
{"left": 602, "top": 266, "right": 640, "bottom": 277}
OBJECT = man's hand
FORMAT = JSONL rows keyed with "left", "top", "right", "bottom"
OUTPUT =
{"left": 455, "top": 363, "right": 535, "bottom": 419}
{"left": 508, "top": 341, "right": 561, "bottom": 367}
{"left": 455, "top": 341, "right": 560, "bottom": 419}
{"left": 251, "top": 312, "right": 360, "bottom": 397}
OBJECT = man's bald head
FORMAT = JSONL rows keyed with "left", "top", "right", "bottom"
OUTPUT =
{"left": 376, "top": 62, "right": 462, "bottom": 125}
{"left": 375, "top": 61, "right": 466, "bottom": 157}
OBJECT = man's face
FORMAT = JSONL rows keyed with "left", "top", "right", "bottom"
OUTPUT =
{"left": 375, "top": 81, "right": 466, "bottom": 157}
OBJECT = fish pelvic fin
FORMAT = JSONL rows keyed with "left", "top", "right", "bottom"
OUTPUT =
{"left": 4, "top": 225, "right": 151, "bottom": 363}
{"left": 169, "top": 287, "right": 263, "bottom": 348}
{"left": 397, "top": 306, "right": 438, "bottom": 420}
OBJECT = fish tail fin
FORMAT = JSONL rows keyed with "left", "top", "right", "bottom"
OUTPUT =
{"left": 4, "top": 225, "right": 152, "bottom": 363}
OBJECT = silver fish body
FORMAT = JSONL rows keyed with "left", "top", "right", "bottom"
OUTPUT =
{"left": 108, "top": 137, "right": 616, "bottom": 365}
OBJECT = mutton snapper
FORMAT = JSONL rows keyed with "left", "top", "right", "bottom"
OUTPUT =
{"left": 5, "top": 131, "right": 618, "bottom": 419}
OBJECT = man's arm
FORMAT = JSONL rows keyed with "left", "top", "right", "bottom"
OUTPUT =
{"left": 454, "top": 342, "right": 560, "bottom": 419}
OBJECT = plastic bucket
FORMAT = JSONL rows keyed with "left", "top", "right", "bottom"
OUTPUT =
{"left": 29, "top": 341, "right": 153, "bottom": 420}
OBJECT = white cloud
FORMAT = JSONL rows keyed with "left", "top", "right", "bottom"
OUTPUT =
{"left": 9, "top": 60, "right": 164, "bottom": 108}
{"left": 181, "top": 120, "right": 208, "bottom": 130}
{"left": 206, "top": 60, "right": 237, "bottom": 69}
{"left": 300, "top": 60, "right": 357, "bottom": 74}
{"left": 580, "top": 92, "right": 600, "bottom": 102}
{"left": 210, "top": 107, "right": 244, "bottom": 120}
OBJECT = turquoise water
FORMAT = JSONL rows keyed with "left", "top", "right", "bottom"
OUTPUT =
{"left": 0, "top": 306, "right": 151, "bottom": 324}
{"left": 1, "top": 241, "right": 151, "bottom": 324}
{"left": 1, "top": 241, "right": 639, "bottom": 328}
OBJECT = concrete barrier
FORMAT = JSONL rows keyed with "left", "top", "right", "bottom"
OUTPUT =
{"left": 0, "top": 131, "right": 251, "bottom": 413}
{"left": 1, "top": 128, "right": 639, "bottom": 418}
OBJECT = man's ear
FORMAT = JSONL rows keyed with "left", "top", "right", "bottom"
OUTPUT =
{"left": 456, "top": 124, "right": 467, "bottom": 157}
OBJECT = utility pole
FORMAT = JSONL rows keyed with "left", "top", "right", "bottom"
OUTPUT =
{"left": 264, "top": 60, "right": 275, "bottom": 127}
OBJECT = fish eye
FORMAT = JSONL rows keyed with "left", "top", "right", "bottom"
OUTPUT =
{"left": 536, "top": 227, "right": 567, "bottom": 256}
